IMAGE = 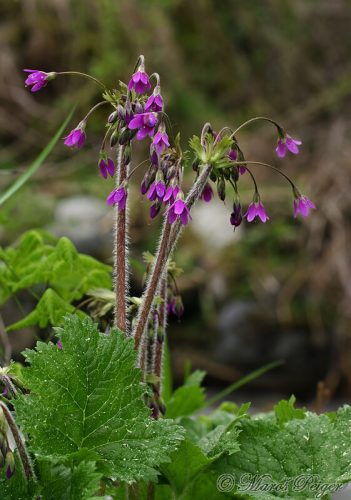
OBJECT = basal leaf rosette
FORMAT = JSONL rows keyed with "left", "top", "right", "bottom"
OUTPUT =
{"left": 14, "top": 315, "right": 184, "bottom": 484}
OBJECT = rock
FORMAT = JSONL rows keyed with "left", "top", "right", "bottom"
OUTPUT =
{"left": 49, "top": 196, "right": 113, "bottom": 256}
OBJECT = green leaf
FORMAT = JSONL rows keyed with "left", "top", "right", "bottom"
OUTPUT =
{"left": 6, "top": 289, "right": 81, "bottom": 331}
{"left": 161, "top": 440, "right": 210, "bottom": 495}
{"left": 14, "top": 315, "right": 184, "bottom": 484}
{"left": 0, "top": 108, "right": 75, "bottom": 206}
{"left": 38, "top": 459, "right": 102, "bottom": 500}
{"left": 165, "top": 370, "right": 206, "bottom": 418}
{"left": 274, "top": 395, "right": 306, "bottom": 425}
{"left": 213, "top": 406, "right": 351, "bottom": 498}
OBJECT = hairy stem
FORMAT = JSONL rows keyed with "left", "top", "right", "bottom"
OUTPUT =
{"left": 133, "top": 163, "right": 212, "bottom": 355}
{"left": 0, "top": 402, "right": 35, "bottom": 481}
{"left": 133, "top": 218, "right": 172, "bottom": 352}
{"left": 114, "top": 145, "right": 130, "bottom": 334}
{"left": 154, "top": 275, "right": 167, "bottom": 393}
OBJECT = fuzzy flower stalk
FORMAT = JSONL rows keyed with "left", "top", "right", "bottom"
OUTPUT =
{"left": 24, "top": 54, "right": 315, "bottom": 415}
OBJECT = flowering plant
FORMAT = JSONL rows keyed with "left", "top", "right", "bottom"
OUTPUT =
{"left": 1, "top": 56, "right": 349, "bottom": 500}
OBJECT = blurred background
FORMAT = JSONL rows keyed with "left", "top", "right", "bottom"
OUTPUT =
{"left": 1, "top": 0, "right": 350, "bottom": 409}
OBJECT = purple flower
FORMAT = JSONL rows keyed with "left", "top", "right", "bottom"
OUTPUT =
{"left": 57, "top": 340, "right": 63, "bottom": 350}
{"left": 128, "top": 113, "right": 158, "bottom": 140}
{"left": 230, "top": 202, "right": 243, "bottom": 228}
{"left": 229, "top": 149, "right": 238, "bottom": 161}
{"left": 152, "top": 130, "right": 170, "bottom": 155}
{"left": 293, "top": 195, "right": 316, "bottom": 218}
{"left": 145, "top": 91, "right": 164, "bottom": 112}
{"left": 147, "top": 180, "right": 166, "bottom": 202}
{"left": 98, "top": 158, "right": 116, "bottom": 179}
{"left": 106, "top": 186, "right": 127, "bottom": 211}
{"left": 167, "top": 296, "right": 184, "bottom": 320}
{"left": 150, "top": 149, "right": 158, "bottom": 166}
{"left": 150, "top": 203, "right": 161, "bottom": 219}
{"left": 246, "top": 201, "right": 269, "bottom": 223}
{"left": 163, "top": 185, "right": 180, "bottom": 204}
{"left": 276, "top": 135, "right": 302, "bottom": 158}
{"left": 128, "top": 70, "right": 151, "bottom": 95}
{"left": 23, "top": 69, "right": 55, "bottom": 92}
{"left": 201, "top": 183, "right": 213, "bottom": 203}
{"left": 64, "top": 126, "right": 86, "bottom": 149}
{"left": 168, "top": 199, "right": 191, "bottom": 225}
{"left": 239, "top": 166, "right": 246, "bottom": 175}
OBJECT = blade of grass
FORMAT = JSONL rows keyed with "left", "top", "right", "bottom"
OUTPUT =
{"left": 0, "top": 108, "right": 75, "bottom": 206}
{"left": 204, "top": 360, "right": 284, "bottom": 408}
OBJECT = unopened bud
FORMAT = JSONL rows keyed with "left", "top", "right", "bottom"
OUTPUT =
{"left": 108, "top": 110, "right": 118, "bottom": 124}
{"left": 217, "top": 177, "right": 226, "bottom": 201}
{"left": 210, "top": 171, "right": 217, "bottom": 182}
{"left": 110, "top": 129, "right": 120, "bottom": 147}
{"left": 134, "top": 100, "right": 143, "bottom": 114}
{"left": 124, "top": 145, "right": 132, "bottom": 164}
{"left": 117, "top": 104, "right": 126, "bottom": 121}
{"left": 192, "top": 158, "right": 200, "bottom": 172}
{"left": 118, "top": 128, "right": 132, "bottom": 146}
{"left": 150, "top": 203, "right": 161, "bottom": 219}
{"left": 157, "top": 326, "right": 165, "bottom": 344}
{"left": 231, "top": 166, "right": 239, "bottom": 182}
{"left": 230, "top": 201, "right": 242, "bottom": 228}
{"left": 5, "top": 451, "right": 15, "bottom": 479}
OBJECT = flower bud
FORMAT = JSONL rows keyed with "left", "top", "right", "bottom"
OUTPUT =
{"left": 157, "top": 326, "right": 165, "bottom": 344}
{"left": 230, "top": 202, "right": 243, "bottom": 228}
{"left": 192, "top": 158, "right": 200, "bottom": 172}
{"left": 108, "top": 110, "right": 119, "bottom": 124}
{"left": 134, "top": 100, "right": 143, "bottom": 114}
{"left": 150, "top": 203, "right": 161, "bottom": 219}
{"left": 110, "top": 129, "right": 120, "bottom": 147}
{"left": 118, "top": 128, "right": 133, "bottom": 145}
{"left": 123, "top": 145, "right": 132, "bottom": 164}
{"left": 210, "top": 171, "right": 217, "bottom": 182}
{"left": 231, "top": 166, "right": 239, "bottom": 182}
{"left": 117, "top": 104, "right": 126, "bottom": 121}
{"left": 5, "top": 451, "right": 15, "bottom": 479}
{"left": 217, "top": 177, "right": 226, "bottom": 201}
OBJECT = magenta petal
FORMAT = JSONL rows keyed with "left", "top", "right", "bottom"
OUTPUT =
{"left": 173, "top": 199, "right": 185, "bottom": 215}
{"left": 99, "top": 160, "right": 108, "bottom": 179}
{"left": 286, "top": 137, "right": 300, "bottom": 154}
{"left": 305, "top": 197, "right": 316, "bottom": 210}
{"left": 106, "top": 190, "right": 117, "bottom": 205}
{"left": 128, "top": 115, "right": 143, "bottom": 129}
{"left": 246, "top": 203, "right": 257, "bottom": 222}
{"left": 147, "top": 183, "right": 157, "bottom": 201}
{"left": 168, "top": 207, "right": 177, "bottom": 224}
{"left": 136, "top": 127, "right": 149, "bottom": 140}
{"left": 276, "top": 140, "right": 286, "bottom": 158}
{"left": 257, "top": 202, "right": 269, "bottom": 223}
{"left": 106, "top": 158, "right": 116, "bottom": 176}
